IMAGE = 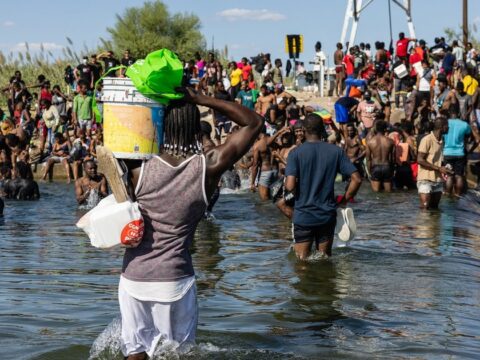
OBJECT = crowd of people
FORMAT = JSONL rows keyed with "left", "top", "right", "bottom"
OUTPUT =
{"left": 329, "top": 33, "right": 480, "bottom": 208}
{"left": 194, "top": 35, "right": 480, "bottom": 210}
{"left": 1, "top": 32, "right": 480, "bottom": 359}
{"left": 0, "top": 36, "right": 479, "bottom": 210}
{"left": 0, "top": 50, "right": 137, "bottom": 207}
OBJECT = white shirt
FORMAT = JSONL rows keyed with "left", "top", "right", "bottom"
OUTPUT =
{"left": 120, "top": 275, "right": 195, "bottom": 302}
{"left": 419, "top": 68, "right": 434, "bottom": 92}
{"left": 313, "top": 51, "right": 326, "bottom": 71}
{"left": 42, "top": 105, "right": 60, "bottom": 129}
{"left": 452, "top": 47, "right": 464, "bottom": 62}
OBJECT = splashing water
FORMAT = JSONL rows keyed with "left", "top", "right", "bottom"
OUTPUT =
{"left": 220, "top": 178, "right": 250, "bottom": 195}
{"left": 88, "top": 317, "right": 298, "bottom": 360}
{"left": 89, "top": 318, "right": 209, "bottom": 360}
{"left": 89, "top": 318, "right": 123, "bottom": 360}
{"left": 79, "top": 188, "right": 101, "bottom": 210}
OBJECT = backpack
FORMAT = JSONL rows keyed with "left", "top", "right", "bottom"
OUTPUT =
{"left": 64, "top": 67, "right": 74, "bottom": 85}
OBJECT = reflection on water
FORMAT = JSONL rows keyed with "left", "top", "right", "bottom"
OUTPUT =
{"left": 1, "top": 184, "right": 480, "bottom": 359}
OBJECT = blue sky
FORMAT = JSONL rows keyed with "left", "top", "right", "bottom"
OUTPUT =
{"left": 1, "top": 0, "right": 479, "bottom": 69}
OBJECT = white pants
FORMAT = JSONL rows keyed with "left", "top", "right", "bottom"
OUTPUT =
{"left": 119, "top": 282, "right": 197, "bottom": 357}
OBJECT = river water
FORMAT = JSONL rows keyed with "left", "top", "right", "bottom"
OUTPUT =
{"left": 1, "top": 183, "right": 479, "bottom": 359}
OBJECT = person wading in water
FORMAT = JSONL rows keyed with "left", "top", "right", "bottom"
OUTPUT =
{"left": 285, "top": 113, "right": 362, "bottom": 260}
{"left": 120, "top": 87, "right": 262, "bottom": 359}
{"left": 74, "top": 160, "right": 108, "bottom": 206}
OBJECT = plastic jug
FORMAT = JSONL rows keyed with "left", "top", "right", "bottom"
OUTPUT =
{"left": 77, "top": 194, "right": 144, "bottom": 248}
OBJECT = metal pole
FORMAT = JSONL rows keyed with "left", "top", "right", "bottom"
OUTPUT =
{"left": 340, "top": 0, "right": 353, "bottom": 47}
{"left": 405, "top": 0, "right": 416, "bottom": 39}
{"left": 292, "top": 58, "right": 296, "bottom": 91}
{"left": 388, "top": 0, "right": 393, "bottom": 45}
{"left": 348, "top": 0, "right": 363, "bottom": 48}
{"left": 320, "top": 58, "right": 324, "bottom": 97}
{"left": 463, "top": 0, "right": 468, "bottom": 48}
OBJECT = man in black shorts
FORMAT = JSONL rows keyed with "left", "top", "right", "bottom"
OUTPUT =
{"left": 285, "top": 113, "right": 362, "bottom": 259}
{"left": 366, "top": 120, "right": 395, "bottom": 192}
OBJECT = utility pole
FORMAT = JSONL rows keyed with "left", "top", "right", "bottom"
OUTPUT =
{"left": 463, "top": 0, "right": 468, "bottom": 48}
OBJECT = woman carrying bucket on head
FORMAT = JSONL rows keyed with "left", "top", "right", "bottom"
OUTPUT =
{"left": 117, "top": 87, "right": 262, "bottom": 359}
{"left": 93, "top": 49, "right": 263, "bottom": 359}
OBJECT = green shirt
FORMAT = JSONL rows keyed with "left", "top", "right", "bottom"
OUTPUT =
{"left": 73, "top": 94, "right": 93, "bottom": 120}
{"left": 236, "top": 90, "right": 255, "bottom": 110}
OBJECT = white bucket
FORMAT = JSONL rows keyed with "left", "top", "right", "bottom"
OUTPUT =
{"left": 394, "top": 64, "right": 409, "bottom": 79}
{"left": 101, "top": 77, "right": 164, "bottom": 159}
{"left": 412, "top": 62, "right": 423, "bottom": 76}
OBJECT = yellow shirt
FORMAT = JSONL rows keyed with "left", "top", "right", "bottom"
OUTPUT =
{"left": 417, "top": 132, "right": 443, "bottom": 183}
{"left": 230, "top": 69, "right": 243, "bottom": 87}
{"left": 463, "top": 75, "right": 478, "bottom": 96}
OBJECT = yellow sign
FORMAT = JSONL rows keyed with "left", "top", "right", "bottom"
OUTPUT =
{"left": 285, "top": 34, "right": 303, "bottom": 58}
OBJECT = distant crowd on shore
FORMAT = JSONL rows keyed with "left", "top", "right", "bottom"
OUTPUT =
{"left": 1, "top": 33, "right": 480, "bottom": 213}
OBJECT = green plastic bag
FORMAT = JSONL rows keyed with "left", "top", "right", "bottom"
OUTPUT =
{"left": 126, "top": 49, "right": 184, "bottom": 105}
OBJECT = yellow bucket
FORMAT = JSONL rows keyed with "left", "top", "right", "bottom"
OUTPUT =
{"left": 101, "top": 78, "right": 164, "bottom": 159}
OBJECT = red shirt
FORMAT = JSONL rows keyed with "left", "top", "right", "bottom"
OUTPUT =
{"left": 343, "top": 55, "right": 354, "bottom": 76}
{"left": 409, "top": 53, "right": 422, "bottom": 76}
{"left": 396, "top": 38, "right": 411, "bottom": 57}
{"left": 242, "top": 64, "right": 252, "bottom": 81}
{"left": 40, "top": 89, "right": 52, "bottom": 102}
{"left": 360, "top": 63, "right": 375, "bottom": 80}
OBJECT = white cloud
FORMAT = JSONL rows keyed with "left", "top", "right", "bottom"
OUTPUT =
{"left": 217, "top": 8, "right": 286, "bottom": 22}
{"left": 12, "top": 42, "right": 64, "bottom": 52}
{"left": 3, "top": 21, "right": 15, "bottom": 27}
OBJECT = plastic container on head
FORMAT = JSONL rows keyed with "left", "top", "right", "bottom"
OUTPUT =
{"left": 101, "top": 77, "right": 164, "bottom": 159}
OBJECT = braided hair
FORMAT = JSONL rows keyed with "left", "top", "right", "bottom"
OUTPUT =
{"left": 163, "top": 101, "right": 202, "bottom": 157}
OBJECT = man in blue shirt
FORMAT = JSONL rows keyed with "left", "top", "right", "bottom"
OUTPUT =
{"left": 285, "top": 113, "right": 362, "bottom": 259}
{"left": 443, "top": 103, "right": 472, "bottom": 195}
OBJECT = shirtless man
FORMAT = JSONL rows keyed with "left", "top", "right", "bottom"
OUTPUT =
{"left": 366, "top": 120, "right": 395, "bottom": 192}
{"left": 251, "top": 131, "right": 276, "bottom": 200}
{"left": 255, "top": 85, "right": 276, "bottom": 116}
{"left": 269, "top": 127, "right": 298, "bottom": 218}
{"left": 269, "top": 126, "right": 296, "bottom": 175}
{"left": 344, "top": 123, "right": 366, "bottom": 178}
{"left": 265, "top": 100, "right": 288, "bottom": 133}
{"left": 274, "top": 84, "right": 293, "bottom": 105}
{"left": 74, "top": 160, "right": 108, "bottom": 205}
{"left": 334, "top": 43, "right": 345, "bottom": 97}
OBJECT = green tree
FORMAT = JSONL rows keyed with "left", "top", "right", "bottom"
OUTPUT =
{"left": 107, "top": 1, "right": 205, "bottom": 60}
{"left": 445, "top": 24, "right": 479, "bottom": 48}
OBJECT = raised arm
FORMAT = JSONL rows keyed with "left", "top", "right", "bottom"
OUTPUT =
{"left": 267, "top": 126, "right": 289, "bottom": 146}
{"left": 180, "top": 87, "right": 263, "bottom": 179}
